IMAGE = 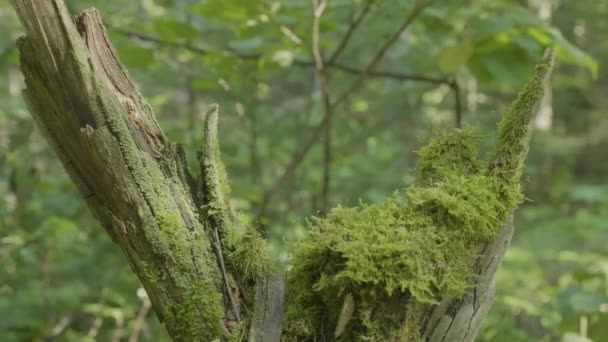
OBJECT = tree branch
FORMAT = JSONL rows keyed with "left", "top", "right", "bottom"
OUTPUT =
{"left": 10, "top": 1, "right": 227, "bottom": 339}
{"left": 331, "top": 0, "right": 437, "bottom": 107}
{"left": 326, "top": 0, "right": 376, "bottom": 65}
{"left": 129, "top": 293, "right": 152, "bottom": 342}
{"left": 449, "top": 78, "right": 463, "bottom": 128}
{"left": 311, "top": 0, "right": 334, "bottom": 214}
{"left": 258, "top": 0, "right": 437, "bottom": 219}
{"left": 111, "top": 27, "right": 452, "bottom": 87}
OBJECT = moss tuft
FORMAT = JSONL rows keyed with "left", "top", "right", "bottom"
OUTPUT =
{"left": 283, "top": 55, "right": 551, "bottom": 339}
{"left": 224, "top": 223, "right": 274, "bottom": 281}
{"left": 173, "top": 280, "right": 224, "bottom": 341}
{"left": 416, "top": 128, "right": 483, "bottom": 185}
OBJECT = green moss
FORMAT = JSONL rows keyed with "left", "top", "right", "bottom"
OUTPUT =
{"left": 283, "top": 54, "right": 552, "bottom": 339}
{"left": 490, "top": 54, "right": 551, "bottom": 201}
{"left": 284, "top": 191, "right": 480, "bottom": 340}
{"left": 97, "top": 81, "right": 225, "bottom": 338}
{"left": 198, "top": 104, "right": 274, "bottom": 282}
{"left": 199, "top": 104, "right": 231, "bottom": 225}
{"left": 224, "top": 223, "right": 274, "bottom": 280}
{"left": 416, "top": 128, "right": 483, "bottom": 185}
{"left": 173, "top": 280, "right": 225, "bottom": 341}
{"left": 227, "top": 322, "right": 246, "bottom": 342}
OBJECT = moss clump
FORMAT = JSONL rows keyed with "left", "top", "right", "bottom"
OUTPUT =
{"left": 173, "top": 280, "right": 224, "bottom": 341}
{"left": 283, "top": 128, "right": 530, "bottom": 341}
{"left": 284, "top": 52, "right": 552, "bottom": 339}
{"left": 490, "top": 61, "right": 549, "bottom": 208}
{"left": 197, "top": 105, "right": 274, "bottom": 281}
{"left": 224, "top": 223, "right": 274, "bottom": 281}
{"left": 416, "top": 128, "right": 483, "bottom": 184}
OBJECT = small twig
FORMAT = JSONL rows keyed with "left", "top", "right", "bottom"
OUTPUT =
{"left": 332, "top": 0, "right": 437, "bottom": 107}
{"left": 112, "top": 27, "right": 452, "bottom": 86}
{"left": 111, "top": 311, "right": 125, "bottom": 342}
{"left": 87, "top": 317, "right": 103, "bottom": 338}
{"left": 212, "top": 227, "right": 240, "bottom": 322}
{"left": 449, "top": 78, "right": 463, "bottom": 128}
{"left": 128, "top": 292, "right": 152, "bottom": 342}
{"left": 280, "top": 25, "right": 303, "bottom": 45}
{"left": 44, "top": 315, "right": 74, "bottom": 341}
{"left": 258, "top": 1, "right": 437, "bottom": 216}
{"left": 327, "top": 62, "right": 449, "bottom": 84}
{"left": 311, "top": 0, "right": 333, "bottom": 213}
{"left": 326, "top": 0, "right": 376, "bottom": 65}
{"left": 114, "top": 26, "right": 456, "bottom": 89}
{"left": 311, "top": 0, "right": 328, "bottom": 71}
{"left": 111, "top": 27, "right": 259, "bottom": 60}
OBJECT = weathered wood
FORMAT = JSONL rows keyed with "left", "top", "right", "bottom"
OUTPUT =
{"left": 10, "top": 1, "right": 226, "bottom": 340}
{"left": 249, "top": 275, "right": 286, "bottom": 342}
{"left": 423, "top": 218, "right": 514, "bottom": 342}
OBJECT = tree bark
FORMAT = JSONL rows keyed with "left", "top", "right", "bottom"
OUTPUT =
{"left": 11, "top": 1, "right": 226, "bottom": 340}
{"left": 10, "top": 0, "right": 553, "bottom": 340}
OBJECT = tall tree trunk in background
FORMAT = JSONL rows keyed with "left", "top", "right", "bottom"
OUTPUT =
{"left": 9, "top": 0, "right": 552, "bottom": 341}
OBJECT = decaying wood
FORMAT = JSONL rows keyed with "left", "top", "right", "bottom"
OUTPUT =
{"left": 10, "top": 1, "right": 228, "bottom": 340}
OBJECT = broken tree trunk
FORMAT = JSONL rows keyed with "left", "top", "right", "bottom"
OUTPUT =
{"left": 11, "top": 1, "right": 229, "bottom": 340}
{"left": 10, "top": 0, "right": 553, "bottom": 340}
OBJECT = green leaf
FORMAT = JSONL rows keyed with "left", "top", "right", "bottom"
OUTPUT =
{"left": 271, "top": 50, "right": 294, "bottom": 67}
{"left": 153, "top": 19, "right": 199, "bottom": 42}
{"left": 117, "top": 46, "right": 155, "bottom": 69}
{"left": 228, "top": 37, "right": 264, "bottom": 54}
{"left": 547, "top": 28, "right": 599, "bottom": 79}
{"left": 528, "top": 26, "right": 598, "bottom": 78}
{"left": 562, "top": 333, "right": 593, "bottom": 342}
{"left": 438, "top": 41, "right": 474, "bottom": 72}
{"left": 40, "top": 216, "right": 79, "bottom": 240}
{"left": 190, "top": 0, "right": 262, "bottom": 22}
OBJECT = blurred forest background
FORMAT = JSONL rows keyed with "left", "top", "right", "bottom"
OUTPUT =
{"left": 0, "top": 0, "right": 607, "bottom": 341}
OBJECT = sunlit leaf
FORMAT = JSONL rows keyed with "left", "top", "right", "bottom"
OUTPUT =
{"left": 438, "top": 41, "right": 474, "bottom": 72}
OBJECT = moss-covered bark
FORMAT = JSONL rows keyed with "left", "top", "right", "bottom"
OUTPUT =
{"left": 10, "top": 0, "right": 553, "bottom": 340}
{"left": 283, "top": 52, "right": 554, "bottom": 341}
{"left": 9, "top": 1, "right": 269, "bottom": 340}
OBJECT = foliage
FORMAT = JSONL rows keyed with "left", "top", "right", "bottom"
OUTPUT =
{"left": 1, "top": 0, "right": 606, "bottom": 340}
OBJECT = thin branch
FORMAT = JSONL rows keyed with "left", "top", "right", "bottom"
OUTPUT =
{"left": 87, "top": 317, "right": 103, "bottom": 338}
{"left": 129, "top": 294, "right": 152, "bottom": 342}
{"left": 258, "top": 0, "right": 437, "bottom": 216}
{"left": 332, "top": 0, "right": 438, "bottom": 107}
{"left": 44, "top": 315, "right": 74, "bottom": 341}
{"left": 327, "top": 62, "right": 448, "bottom": 84}
{"left": 113, "top": 27, "right": 454, "bottom": 87}
{"left": 111, "top": 27, "right": 259, "bottom": 61}
{"left": 326, "top": 0, "right": 376, "bottom": 65}
{"left": 112, "top": 27, "right": 209, "bottom": 55}
{"left": 321, "top": 100, "right": 332, "bottom": 214}
{"left": 311, "top": 0, "right": 333, "bottom": 214}
{"left": 311, "top": 0, "right": 328, "bottom": 71}
{"left": 280, "top": 25, "right": 303, "bottom": 45}
{"left": 449, "top": 78, "right": 463, "bottom": 128}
